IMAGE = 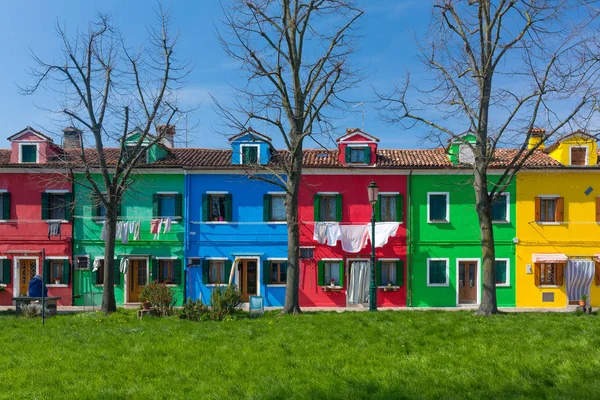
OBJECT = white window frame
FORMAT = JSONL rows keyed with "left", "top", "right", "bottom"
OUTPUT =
{"left": 347, "top": 145, "right": 368, "bottom": 164}
{"left": 205, "top": 192, "right": 229, "bottom": 224}
{"left": 494, "top": 258, "right": 510, "bottom": 287}
{"left": 266, "top": 257, "right": 288, "bottom": 287}
{"left": 0, "top": 256, "right": 7, "bottom": 287}
{"left": 537, "top": 194, "right": 562, "bottom": 225}
{"left": 427, "top": 192, "right": 450, "bottom": 223}
{"left": 569, "top": 145, "right": 588, "bottom": 166}
{"left": 13, "top": 257, "right": 39, "bottom": 297}
{"left": 427, "top": 258, "right": 449, "bottom": 287}
{"left": 18, "top": 142, "right": 39, "bottom": 164}
{"left": 267, "top": 192, "right": 287, "bottom": 224}
{"left": 0, "top": 190, "right": 7, "bottom": 222}
{"left": 240, "top": 144, "right": 260, "bottom": 165}
{"left": 321, "top": 258, "right": 343, "bottom": 288}
{"left": 490, "top": 192, "right": 510, "bottom": 223}
{"left": 205, "top": 257, "right": 229, "bottom": 287}
{"left": 45, "top": 256, "right": 69, "bottom": 288}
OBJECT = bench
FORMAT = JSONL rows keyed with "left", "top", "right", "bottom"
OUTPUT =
{"left": 12, "top": 297, "right": 61, "bottom": 316}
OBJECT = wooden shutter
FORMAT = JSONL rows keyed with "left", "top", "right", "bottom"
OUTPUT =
{"left": 534, "top": 264, "right": 541, "bottom": 286}
{"left": 62, "top": 259, "right": 70, "bottom": 285}
{"left": 173, "top": 259, "right": 182, "bottom": 285}
{"left": 363, "top": 147, "right": 371, "bottom": 164}
{"left": 338, "top": 260, "right": 345, "bottom": 287}
{"left": 43, "top": 260, "right": 50, "bottom": 284}
{"left": 64, "top": 193, "right": 73, "bottom": 221}
{"left": 202, "top": 260, "right": 210, "bottom": 284}
{"left": 335, "top": 194, "right": 343, "bottom": 222}
{"left": 152, "top": 194, "right": 160, "bottom": 218}
{"left": 595, "top": 262, "right": 600, "bottom": 286}
{"left": 396, "top": 260, "right": 404, "bottom": 287}
{"left": 225, "top": 194, "right": 233, "bottom": 222}
{"left": 344, "top": 146, "right": 351, "bottom": 164}
{"left": 175, "top": 194, "right": 183, "bottom": 219}
{"left": 376, "top": 261, "right": 382, "bottom": 286}
{"left": 114, "top": 261, "right": 121, "bottom": 285}
{"left": 555, "top": 197, "right": 564, "bottom": 222}
{"left": 263, "top": 194, "right": 271, "bottom": 222}
{"left": 2, "top": 259, "right": 11, "bottom": 284}
{"left": 596, "top": 198, "right": 600, "bottom": 222}
{"left": 2, "top": 193, "right": 10, "bottom": 220}
{"left": 225, "top": 260, "right": 233, "bottom": 284}
{"left": 202, "top": 194, "right": 209, "bottom": 222}
{"left": 313, "top": 194, "right": 321, "bottom": 222}
{"left": 396, "top": 195, "right": 404, "bottom": 223}
{"left": 375, "top": 195, "right": 381, "bottom": 222}
{"left": 152, "top": 258, "right": 159, "bottom": 281}
{"left": 534, "top": 197, "right": 541, "bottom": 222}
{"left": 41, "top": 192, "right": 49, "bottom": 220}
{"left": 556, "top": 264, "right": 565, "bottom": 286}
{"left": 317, "top": 261, "right": 325, "bottom": 286}
{"left": 263, "top": 260, "right": 271, "bottom": 284}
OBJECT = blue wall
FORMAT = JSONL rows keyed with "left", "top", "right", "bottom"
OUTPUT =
{"left": 185, "top": 173, "right": 288, "bottom": 306}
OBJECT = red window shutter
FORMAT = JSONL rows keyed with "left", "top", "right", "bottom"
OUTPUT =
{"left": 595, "top": 262, "right": 600, "bottom": 286}
{"left": 534, "top": 197, "right": 541, "bottom": 222}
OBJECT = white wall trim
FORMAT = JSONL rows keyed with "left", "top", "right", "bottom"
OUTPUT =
{"left": 156, "top": 191, "right": 179, "bottom": 195}
{"left": 495, "top": 258, "right": 511, "bottom": 287}
{"left": 490, "top": 192, "right": 510, "bottom": 223}
{"left": 267, "top": 258, "right": 288, "bottom": 261}
{"left": 45, "top": 256, "right": 69, "bottom": 260}
{"left": 205, "top": 257, "right": 229, "bottom": 260}
{"left": 44, "top": 189, "right": 70, "bottom": 194}
{"left": 267, "top": 191, "right": 286, "bottom": 195}
{"left": 233, "top": 256, "right": 262, "bottom": 297}
{"left": 18, "top": 142, "right": 39, "bottom": 164}
{"left": 427, "top": 192, "right": 450, "bottom": 223}
{"left": 379, "top": 192, "right": 400, "bottom": 195}
{"left": 569, "top": 145, "right": 588, "bottom": 166}
{"left": 455, "top": 258, "right": 481, "bottom": 305}
{"left": 427, "top": 258, "right": 450, "bottom": 287}
{"left": 13, "top": 256, "right": 39, "bottom": 297}
{"left": 155, "top": 256, "right": 179, "bottom": 260}
{"left": 206, "top": 191, "right": 229, "bottom": 194}
{"left": 317, "top": 192, "right": 340, "bottom": 195}
{"left": 124, "top": 257, "right": 150, "bottom": 303}
{"left": 240, "top": 144, "right": 260, "bottom": 165}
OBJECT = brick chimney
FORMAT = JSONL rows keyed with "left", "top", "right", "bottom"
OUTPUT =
{"left": 528, "top": 128, "right": 546, "bottom": 150}
{"left": 63, "top": 126, "right": 83, "bottom": 150}
{"left": 157, "top": 124, "right": 176, "bottom": 148}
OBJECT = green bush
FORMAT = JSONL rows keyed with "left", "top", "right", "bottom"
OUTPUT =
{"left": 210, "top": 284, "right": 242, "bottom": 321}
{"left": 180, "top": 299, "right": 210, "bottom": 322}
{"left": 140, "top": 281, "right": 175, "bottom": 316}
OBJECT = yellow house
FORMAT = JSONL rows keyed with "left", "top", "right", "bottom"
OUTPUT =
{"left": 517, "top": 130, "right": 600, "bottom": 308}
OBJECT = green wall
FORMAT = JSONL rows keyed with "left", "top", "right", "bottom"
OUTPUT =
{"left": 72, "top": 171, "right": 185, "bottom": 306}
{"left": 410, "top": 174, "right": 516, "bottom": 307}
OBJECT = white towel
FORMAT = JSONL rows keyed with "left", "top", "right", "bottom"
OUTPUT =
{"left": 163, "top": 217, "right": 172, "bottom": 234}
{"left": 339, "top": 225, "right": 369, "bottom": 253}
{"left": 129, "top": 221, "right": 135, "bottom": 234}
{"left": 116, "top": 222, "right": 122, "bottom": 238}
{"left": 121, "top": 221, "right": 129, "bottom": 244}
{"left": 92, "top": 258, "right": 100, "bottom": 272}
{"left": 119, "top": 257, "right": 129, "bottom": 274}
{"left": 313, "top": 222, "right": 341, "bottom": 246}
{"left": 367, "top": 222, "right": 401, "bottom": 248}
{"left": 326, "top": 223, "right": 341, "bottom": 246}
{"left": 134, "top": 221, "right": 140, "bottom": 241}
{"left": 313, "top": 222, "right": 328, "bottom": 244}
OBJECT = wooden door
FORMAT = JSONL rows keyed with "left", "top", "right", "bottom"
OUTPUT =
{"left": 128, "top": 259, "right": 148, "bottom": 302}
{"left": 239, "top": 260, "right": 258, "bottom": 302}
{"left": 20, "top": 259, "right": 37, "bottom": 296}
{"left": 458, "top": 261, "right": 477, "bottom": 304}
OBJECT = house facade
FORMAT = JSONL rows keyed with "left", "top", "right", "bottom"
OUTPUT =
{"left": 0, "top": 127, "right": 74, "bottom": 306}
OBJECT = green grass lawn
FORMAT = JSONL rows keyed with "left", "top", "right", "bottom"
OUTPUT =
{"left": 1, "top": 310, "right": 600, "bottom": 399}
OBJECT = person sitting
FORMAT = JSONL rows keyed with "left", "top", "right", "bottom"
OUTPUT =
{"left": 28, "top": 274, "right": 48, "bottom": 298}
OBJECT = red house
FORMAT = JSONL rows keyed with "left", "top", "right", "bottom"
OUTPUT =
{"left": 299, "top": 129, "right": 407, "bottom": 307}
{"left": 0, "top": 127, "right": 73, "bottom": 306}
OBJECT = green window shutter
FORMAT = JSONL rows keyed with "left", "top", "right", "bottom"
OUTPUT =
{"left": 263, "top": 194, "right": 271, "bottom": 222}
{"left": 62, "top": 259, "right": 70, "bottom": 285}
{"left": 396, "top": 195, "right": 404, "bottom": 222}
{"left": 2, "top": 259, "right": 11, "bottom": 284}
{"left": 152, "top": 258, "right": 159, "bottom": 282}
{"left": 344, "top": 146, "right": 351, "bottom": 163}
{"left": 43, "top": 260, "right": 50, "bottom": 284}
{"left": 2, "top": 193, "right": 10, "bottom": 220}
{"left": 317, "top": 261, "right": 325, "bottom": 286}
{"left": 64, "top": 193, "right": 73, "bottom": 221}
{"left": 338, "top": 260, "right": 345, "bottom": 287}
{"left": 225, "top": 260, "right": 233, "bottom": 284}
{"left": 375, "top": 194, "right": 381, "bottom": 222}
{"left": 175, "top": 194, "right": 183, "bottom": 219}
{"left": 313, "top": 194, "right": 321, "bottom": 222}
{"left": 263, "top": 260, "right": 271, "bottom": 284}
{"left": 114, "top": 261, "right": 121, "bottom": 285}
{"left": 225, "top": 194, "right": 233, "bottom": 222}
{"left": 376, "top": 260, "right": 382, "bottom": 286}
{"left": 202, "top": 194, "right": 209, "bottom": 222}
{"left": 174, "top": 259, "right": 182, "bottom": 285}
{"left": 41, "top": 193, "right": 49, "bottom": 220}
{"left": 152, "top": 194, "right": 160, "bottom": 218}
{"left": 202, "top": 260, "right": 209, "bottom": 284}
{"left": 364, "top": 147, "right": 371, "bottom": 164}
{"left": 335, "top": 194, "right": 343, "bottom": 222}
{"left": 397, "top": 260, "right": 404, "bottom": 287}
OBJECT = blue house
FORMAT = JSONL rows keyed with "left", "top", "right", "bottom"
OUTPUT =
{"left": 185, "top": 129, "right": 289, "bottom": 306}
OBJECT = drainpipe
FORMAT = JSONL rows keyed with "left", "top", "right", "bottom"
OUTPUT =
{"left": 407, "top": 170, "right": 413, "bottom": 307}
{"left": 183, "top": 170, "right": 189, "bottom": 303}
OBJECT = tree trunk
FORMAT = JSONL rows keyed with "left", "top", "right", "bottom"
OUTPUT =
{"left": 474, "top": 166, "right": 498, "bottom": 315}
{"left": 101, "top": 203, "right": 117, "bottom": 313}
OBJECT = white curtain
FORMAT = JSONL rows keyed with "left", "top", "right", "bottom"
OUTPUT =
{"left": 347, "top": 261, "right": 370, "bottom": 304}
{"left": 566, "top": 260, "right": 594, "bottom": 302}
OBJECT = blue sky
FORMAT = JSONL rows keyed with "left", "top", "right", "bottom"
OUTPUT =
{"left": 0, "top": 1, "right": 432, "bottom": 150}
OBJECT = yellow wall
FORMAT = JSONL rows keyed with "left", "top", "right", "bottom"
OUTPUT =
{"left": 547, "top": 135, "right": 598, "bottom": 166}
{"left": 516, "top": 171, "right": 600, "bottom": 307}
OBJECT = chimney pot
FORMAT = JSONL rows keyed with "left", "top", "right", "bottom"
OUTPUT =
{"left": 62, "top": 126, "right": 83, "bottom": 150}
{"left": 157, "top": 124, "right": 176, "bottom": 148}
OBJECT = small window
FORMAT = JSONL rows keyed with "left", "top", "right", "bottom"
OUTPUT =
{"left": 571, "top": 147, "right": 587, "bottom": 166}
{"left": 124, "top": 145, "right": 142, "bottom": 160}
{"left": 495, "top": 260, "right": 508, "bottom": 286}
{"left": 158, "top": 260, "right": 175, "bottom": 284}
{"left": 380, "top": 195, "right": 397, "bottom": 222}
{"left": 381, "top": 261, "right": 397, "bottom": 286}
{"left": 535, "top": 262, "right": 564, "bottom": 286}
{"left": 20, "top": 144, "right": 37, "bottom": 163}
{"left": 537, "top": 197, "right": 562, "bottom": 222}
{"left": 428, "top": 193, "right": 449, "bottom": 222}
{"left": 47, "top": 194, "right": 67, "bottom": 220}
{"left": 159, "top": 195, "right": 176, "bottom": 219}
{"left": 349, "top": 148, "right": 365, "bottom": 163}
{"left": 0, "top": 193, "right": 8, "bottom": 220}
{"left": 428, "top": 259, "right": 448, "bottom": 286}
{"left": 241, "top": 145, "right": 259, "bottom": 164}
{"left": 319, "top": 195, "right": 337, "bottom": 222}
{"left": 270, "top": 261, "right": 287, "bottom": 284}
{"left": 492, "top": 194, "right": 509, "bottom": 223}
{"left": 210, "top": 195, "right": 226, "bottom": 222}
{"left": 49, "top": 260, "right": 63, "bottom": 283}
{"left": 95, "top": 260, "right": 105, "bottom": 285}
{"left": 324, "top": 262, "right": 341, "bottom": 286}
{"left": 270, "top": 195, "right": 286, "bottom": 221}
{"left": 299, "top": 248, "right": 314, "bottom": 259}
{"left": 209, "top": 260, "right": 226, "bottom": 284}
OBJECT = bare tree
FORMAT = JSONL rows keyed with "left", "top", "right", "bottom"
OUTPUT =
{"left": 215, "top": 0, "right": 363, "bottom": 314}
{"left": 23, "top": 9, "right": 188, "bottom": 313}
{"left": 378, "top": 0, "right": 600, "bottom": 315}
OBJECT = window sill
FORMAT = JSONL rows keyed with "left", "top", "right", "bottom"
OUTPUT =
{"left": 94, "top": 284, "right": 119, "bottom": 287}
{"left": 47, "top": 284, "right": 68, "bottom": 288}
{"left": 205, "top": 221, "right": 230, "bottom": 225}
{"left": 206, "top": 283, "right": 228, "bottom": 287}
{"left": 266, "top": 221, "right": 287, "bottom": 224}
{"left": 495, "top": 284, "right": 510, "bottom": 288}
{"left": 378, "top": 286, "right": 401, "bottom": 292}
{"left": 321, "top": 285, "right": 343, "bottom": 292}
{"left": 538, "top": 285, "right": 561, "bottom": 288}
{"left": 0, "top": 220, "right": 9, "bottom": 224}
{"left": 0, "top": 284, "right": 7, "bottom": 288}
{"left": 427, "top": 220, "right": 450, "bottom": 224}
{"left": 44, "top": 220, "right": 69, "bottom": 224}
{"left": 492, "top": 221, "right": 510, "bottom": 224}
{"left": 427, "top": 284, "right": 449, "bottom": 287}
{"left": 266, "top": 284, "right": 286, "bottom": 287}
{"left": 536, "top": 222, "right": 563, "bottom": 226}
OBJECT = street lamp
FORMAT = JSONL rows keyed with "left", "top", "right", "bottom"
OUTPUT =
{"left": 367, "top": 180, "right": 379, "bottom": 312}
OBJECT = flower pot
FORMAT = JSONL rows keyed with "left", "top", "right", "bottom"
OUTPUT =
{"left": 142, "top": 301, "right": 151, "bottom": 310}
{"left": 579, "top": 300, "right": 586, "bottom": 307}
{"left": 54, "top": 280, "right": 61, "bottom": 285}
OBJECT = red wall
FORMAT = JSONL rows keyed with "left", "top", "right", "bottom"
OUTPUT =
{"left": 298, "top": 174, "right": 407, "bottom": 307}
{"left": 0, "top": 172, "right": 72, "bottom": 306}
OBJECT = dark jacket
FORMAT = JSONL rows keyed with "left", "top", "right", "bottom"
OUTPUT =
{"left": 28, "top": 276, "right": 48, "bottom": 298}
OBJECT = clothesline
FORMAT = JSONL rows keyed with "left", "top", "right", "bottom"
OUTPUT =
{"left": 313, "top": 221, "right": 401, "bottom": 253}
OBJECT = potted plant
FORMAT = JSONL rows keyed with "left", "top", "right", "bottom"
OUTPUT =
{"left": 579, "top": 294, "right": 588, "bottom": 307}
{"left": 54, "top": 278, "right": 61, "bottom": 285}
{"left": 0, "top": 286, "right": 5, "bottom": 294}
{"left": 329, "top": 278, "right": 336, "bottom": 287}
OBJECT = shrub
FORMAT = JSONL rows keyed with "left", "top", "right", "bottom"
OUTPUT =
{"left": 140, "top": 281, "right": 175, "bottom": 316}
{"left": 20, "top": 303, "right": 48, "bottom": 318}
{"left": 210, "top": 284, "right": 242, "bottom": 321}
{"left": 180, "top": 299, "right": 210, "bottom": 322}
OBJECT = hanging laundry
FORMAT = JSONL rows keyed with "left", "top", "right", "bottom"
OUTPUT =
{"left": 121, "top": 221, "right": 129, "bottom": 244}
{"left": 150, "top": 219, "right": 161, "bottom": 235}
{"left": 92, "top": 258, "right": 100, "bottom": 272}
{"left": 313, "top": 222, "right": 328, "bottom": 244}
{"left": 313, "top": 222, "right": 341, "bottom": 246}
{"left": 116, "top": 221, "right": 122, "bottom": 238}
{"left": 163, "top": 217, "right": 172, "bottom": 234}
{"left": 367, "top": 222, "right": 401, "bottom": 248}
{"left": 100, "top": 220, "right": 107, "bottom": 241}
{"left": 326, "top": 223, "right": 341, "bottom": 246}
{"left": 134, "top": 221, "right": 141, "bottom": 241}
{"left": 47, "top": 222, "right": 61, "bottom": 239}
{"left": 154, "top": 219, "right": 164, "bottom": 240}
{"left": 129, "top": 221, "right": 135, "bottom": 235}
{"left": 339, "top": 225, "right": 369, "bottom": 253}
{"left": 119, "top": 257, "right": 129, "bottom": 274}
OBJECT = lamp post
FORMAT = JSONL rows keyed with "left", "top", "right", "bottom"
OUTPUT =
{"left": 367, "top": 180, "right": 379, "bottom": 312}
